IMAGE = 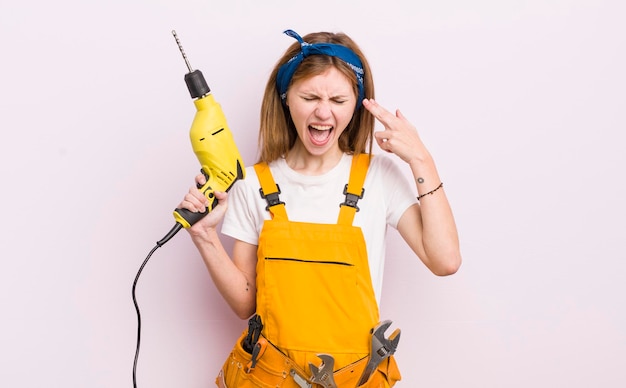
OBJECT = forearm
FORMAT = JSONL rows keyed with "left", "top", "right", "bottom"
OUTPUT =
{"left": 361, "top": 98, "right": 461, "bottom": 274}
{"left": 408, "top": 155, "right": 461, "bottom": 275}
{"left": 190, "top": 229, "right": 256, "bottom": 319}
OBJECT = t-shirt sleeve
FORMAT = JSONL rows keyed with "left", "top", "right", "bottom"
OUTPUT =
{"left": 374, "top": 155, "right": 418, "bottom": 228}
{"left": 220, "top": 167, "right": 264, "bottom": 245}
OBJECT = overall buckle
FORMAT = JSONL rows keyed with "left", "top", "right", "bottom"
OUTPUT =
{"left": 259, "top": 185, "right": 285, "bottom": 211}
{"left": 340, "top": 184, "right": 364, "bottom": 212}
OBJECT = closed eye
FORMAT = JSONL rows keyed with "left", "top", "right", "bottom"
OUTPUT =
{"left": 299, "top": 95, "right": 349, "bottom": 104}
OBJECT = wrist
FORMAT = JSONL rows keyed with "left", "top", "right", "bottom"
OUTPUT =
{"left": 189, "top": 225, "right": 220, "bottom": 244}
{"left": 409, "top": 156, "right": 439, "bottom": 185}
{"left": 417, "top": 182, "right": 444, "bottom": 201}
{"left": 407, "top": 151, "right": 433, "bottom": 170}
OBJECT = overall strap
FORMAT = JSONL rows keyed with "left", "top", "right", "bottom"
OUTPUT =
{"left": 254, "top": 162, "right": 288, "bottom": 221}
{"left": 338, "top": 153, "right": 371, "bottom": 226}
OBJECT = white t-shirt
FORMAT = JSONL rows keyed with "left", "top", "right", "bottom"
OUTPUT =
{"left": 221, "top": 153, "right": 417, "bottom": 303}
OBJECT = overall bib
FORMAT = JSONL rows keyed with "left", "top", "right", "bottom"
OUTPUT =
{"left": 217, "top": 154, "right": 401, "bottom": 387}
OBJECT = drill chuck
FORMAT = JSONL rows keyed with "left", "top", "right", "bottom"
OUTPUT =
{"left": 184, "top": 69, "right": 211, "bottom": 99}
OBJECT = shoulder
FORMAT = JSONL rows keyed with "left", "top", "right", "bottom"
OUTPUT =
{"left": 367, "top": 153, "right": 406, "bottom": 181}
{"left": 230, "top": 164, "right": 261, "bottom": 195}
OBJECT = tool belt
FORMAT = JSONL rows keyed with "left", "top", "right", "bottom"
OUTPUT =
{"left": 215, "top": 326, "right": 401, "bottom": 388}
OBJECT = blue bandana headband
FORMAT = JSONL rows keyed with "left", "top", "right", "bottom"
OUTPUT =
{"left": 276, "top": 29, "right": 365, "bottom": 109}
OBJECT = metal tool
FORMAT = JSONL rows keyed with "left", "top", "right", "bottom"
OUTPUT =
{"left": 242, "top": 315, "right": 263, "bottom": 353}
{"left": 246, "top": 338, "right": 268, "bottom": 373}
{"left": 356, "top": 320, "right": 401, "bottom": 386}
{"left": 290, "top": 369, "right": 312, "bottom": 388}
{"left": 309, "top": 354, "right": 337, "bottom": 388}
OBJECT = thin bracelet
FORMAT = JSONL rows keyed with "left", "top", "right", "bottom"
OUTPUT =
{"left": 417, "top": 182, "right": 444, "bottom": 201}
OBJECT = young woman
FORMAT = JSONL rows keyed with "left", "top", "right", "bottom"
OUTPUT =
{"left": 178, "top": 29, "right": 461, "bottom": 387}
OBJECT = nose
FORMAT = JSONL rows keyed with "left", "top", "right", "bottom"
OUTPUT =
{"left": 314, "top": 100, "right": 332, "bottom": 120}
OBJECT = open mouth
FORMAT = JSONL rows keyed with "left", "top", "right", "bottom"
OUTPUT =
{"left": 309, "top": 124, "right": 333, "bottom": 146}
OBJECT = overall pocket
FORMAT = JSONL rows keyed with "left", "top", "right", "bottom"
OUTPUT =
{"left": 361, "top": 356, "right": 402, "bottom": 387}
{"left": 263, "top": 256, "right": 363, "bottom": 352}
{"left": 332, "top": 355, "right": 402, "bottom": 388}
{"left": 217, "top": 332, "right": 302, "bottom": 388}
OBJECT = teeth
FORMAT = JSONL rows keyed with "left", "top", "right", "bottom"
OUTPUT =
{"left": 310, "top": 124, "right": 332, "bottom": 131}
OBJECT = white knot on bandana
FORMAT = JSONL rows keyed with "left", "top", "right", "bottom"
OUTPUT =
{"left": 276, "top": 29, "right": 365, "bottom": 109}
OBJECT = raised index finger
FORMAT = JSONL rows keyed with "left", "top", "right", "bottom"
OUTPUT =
{"left": 362, "top": 98, "right": 397, "bottom": 127}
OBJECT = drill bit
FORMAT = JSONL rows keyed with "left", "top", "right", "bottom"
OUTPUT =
{"left": 172, "top": 30, "right": 194, "bottom": 72}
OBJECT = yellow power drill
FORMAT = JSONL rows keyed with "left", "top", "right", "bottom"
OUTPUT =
{"left": 133, "top": 31, "right": 246, "bottom": 388}
{"left": 157, "top": 31, "right": 245, "bottom": 246}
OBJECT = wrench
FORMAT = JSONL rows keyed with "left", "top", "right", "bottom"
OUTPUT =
{"left": 290, "top": 369, "right": 312, "bottom": 388}
{"left": 356, "top": 320, "right": 401, "bottom": 386}
{"left": 309, "top": 354, "right": 337, "bottom": 388}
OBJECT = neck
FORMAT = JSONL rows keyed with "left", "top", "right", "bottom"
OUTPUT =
{"left": 285, "top": 143, "right": 344, "bottom": 175}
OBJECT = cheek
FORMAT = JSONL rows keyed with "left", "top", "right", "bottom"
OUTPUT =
{"left": 337, "top": 107, "right": 356, "bottom": 127}
{"left": 289, "top": 103, "right": 314, "bottom": 124}
{"left": 288, "top": 106, "right": 305, "bottom": 125}
{"left": 288, "top": 107, "right": 311, "bottom": 133}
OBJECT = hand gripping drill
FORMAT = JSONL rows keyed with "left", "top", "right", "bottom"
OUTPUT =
{"left": 158, "top": 31, "right": 246, "bottom": 246}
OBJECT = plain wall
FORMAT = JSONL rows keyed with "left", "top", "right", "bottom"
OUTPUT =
{"left": 1, "top": 0, "right": 625, "bottom": 387}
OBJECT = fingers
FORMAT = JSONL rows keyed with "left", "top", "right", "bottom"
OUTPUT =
{"left": 179, "top": 188, "right": 209, "bottom": 213}
{"left": 363, "top": 98, "right": 398, "bottom": 126}
{"left": 364, "top": 98, "right": 415, "bottom": 138}
{"left": 179, "top": 174, "right": 211, "bottom": 212}
{"left": 366, "top": 98, "right": 402, "bottom": 150}
{"left": 195, "top": 173, "right": 207, "bottom": 187}
{"left": 374, "top": 131, "right": 393, "bottom": 153}
{"left": 213, "top": 190, "right": 228, "bottom": 202}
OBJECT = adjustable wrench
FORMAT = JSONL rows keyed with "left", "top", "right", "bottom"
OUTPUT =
{"left": 290, "top": 369, "right": 311, "bottom": 388}
{"left": 356, "top": 320, "right": 401, "bottom": 386}
{"left": 309, "top": 354, "right": 337, "bottom": 388}
{"left": 291, "top": 354, "right": 337, "bottom": 388}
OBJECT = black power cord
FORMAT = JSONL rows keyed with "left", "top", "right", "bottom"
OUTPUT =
{"left": 132, "top": 224, "right": 182, "bottom": 388}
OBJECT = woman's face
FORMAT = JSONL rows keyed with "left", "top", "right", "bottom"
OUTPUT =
{"left": 286, "top": 67, "right": 357, "bottom": 158}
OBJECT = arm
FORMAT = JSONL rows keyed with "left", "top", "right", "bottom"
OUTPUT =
{"left": 178, "top": 176, "right": 258, "bottom": 319}
{"left": 363, "top": 98, "right": 461, "bottom": 276}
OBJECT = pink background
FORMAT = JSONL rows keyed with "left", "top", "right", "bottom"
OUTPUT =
{"left": 1, "top": 1, "right": 624, "bottom": 387}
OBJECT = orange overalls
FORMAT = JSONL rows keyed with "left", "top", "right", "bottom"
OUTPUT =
{"left": 217, "top": 154, "right": 401, "bottom": 387}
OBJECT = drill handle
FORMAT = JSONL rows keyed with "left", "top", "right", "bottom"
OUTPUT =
{"left": 172, "top": 173, "right": 218, "bottom": 228}
{"left": 173, "top": 206, "right": 211, "bottom": 228}
{"left": 159, "top": 183, "right": 216, "bottom": 246}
